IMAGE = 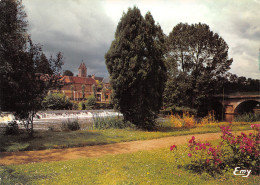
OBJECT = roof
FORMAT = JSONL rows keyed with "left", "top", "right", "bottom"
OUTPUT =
{"left": 78, "top": 63, "right": 87, "bottom": 69}
{"left": 63, "top": 76, "right": 96, "bottom": 85}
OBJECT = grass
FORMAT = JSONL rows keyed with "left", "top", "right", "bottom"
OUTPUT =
{"left": 0, "top": 121, "right": 258, "bottom": 152}
{"left": 0, "top": 140, "right": 259, "bottom": 184}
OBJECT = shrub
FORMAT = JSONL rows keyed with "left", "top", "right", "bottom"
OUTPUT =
{"left": 85, "top": 95, "right": 96, "bottom": 109}
{"left": 93, "top": 115, "right": 134, "bottom": 129}
{"left": 168, "top": 112, "right": 196, "bottom": 128}
{"left": 61, "top": 119, "right": 80, "bottom": 131}
{"left": 171, "top": 124, "right": 260, "bottom": 175}
{"left": 5, "top": 121, "right": 19, "bottom": 135}
{"left": 200, "top": 111, "right": 216, "bottom": 125}
{"left": 42, "top": 93, "right": 73, "bottom": 110}
{"left": 185, "top": 136, "right": 226, "bottom": 175}
{"left": 72, "top": 102, "right": 79, "bottom": 110}
{"left": 80, "top": 101, "right": 86, "bottom": 110}
{"left": 234, "top": 113, "right": 260, "bottom": 122}
{"left": 220, "top": 124, "right": 260, "bottom": 174}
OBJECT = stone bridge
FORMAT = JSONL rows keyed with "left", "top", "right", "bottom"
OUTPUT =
{"left": 214, "top": 94, "right": 260, "bottom": 115}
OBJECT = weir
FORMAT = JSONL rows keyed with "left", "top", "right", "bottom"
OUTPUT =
{"left": 0, "top": 110, "right": 122, "bottom": 131}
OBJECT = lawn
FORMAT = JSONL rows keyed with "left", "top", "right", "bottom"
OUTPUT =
{"left": 0, "top": 122, "right": 257, "bottom": 152}
{"left": 0, "top": 140, "right": 259, "bottom": 184}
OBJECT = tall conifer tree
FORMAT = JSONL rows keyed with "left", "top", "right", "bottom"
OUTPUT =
{"left": 105, "top": 7, "right": 166, "bottom": 129}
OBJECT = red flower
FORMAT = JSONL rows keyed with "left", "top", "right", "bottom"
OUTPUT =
{"left": 188, "top": 153, "right": 192, "bottom": 157}
{"left": 170, "top": 145, "right": 177, "bottom": 151}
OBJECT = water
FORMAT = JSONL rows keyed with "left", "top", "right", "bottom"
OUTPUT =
{"left": 0, "top": 110, "right": 122, "bottom": 131}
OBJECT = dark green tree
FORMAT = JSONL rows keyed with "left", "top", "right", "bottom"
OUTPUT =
{"left": 63, "top": 70, "right": 74, "bottom": 76}
{"left": 164, "top": 23, "right": 233, "bottom": 116}
{"left": 105, "top": 7, "right": 166, "bottom": 130}
{"left": 0, "top": 0, "right": 63, "bottom": 136}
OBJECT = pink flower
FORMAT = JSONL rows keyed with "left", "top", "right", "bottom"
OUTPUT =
{"left": 170, "top": 145, "right": 177, "bottom": 151}
{"left": 188, "top": 153, "right": 192, "bottom": 157}
{"left": 206, "top": 159, "right": 210, "bottom": 164}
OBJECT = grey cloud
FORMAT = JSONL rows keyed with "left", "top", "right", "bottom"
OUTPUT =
{"left": 24, "top": 0, "right": 116, "bottom": 77}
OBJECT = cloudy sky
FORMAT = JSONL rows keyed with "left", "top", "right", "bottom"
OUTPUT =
{"left": 23, "top": 0, "right": 260, "bottom": 79}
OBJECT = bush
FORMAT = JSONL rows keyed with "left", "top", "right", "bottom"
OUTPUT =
{"left": 72, "top": 102, "right": 79, "bottom": 110}
{"left": 93, "top": 115, "right": 134, "bottom": 129}
{"left": 5, "top": 121, "right": 19, "bottom": 135}
{"left": 200, "top": 111, "right": 216, "bottom": 125}
{"left": 168, "top": 112, "right": 196, "bottom": 128}
{"left": 234, "top": 113, "right": 260, "bottom": 122}
{"left": 61, "top": 119, "right": 80, "bottom": 131}
{"left": 42, "top": 93, "right": 73, "bottom": 110}
{"left": 170, "top": 124, "right": 260, "bottom": 176}
{"left": 85, "top": 95, "right": 96, "bottom": 109}
{"left": 79, "top": 101, "right": 86, "bottom": 110}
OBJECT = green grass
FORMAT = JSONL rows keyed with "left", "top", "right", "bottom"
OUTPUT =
{"left": 0, "top": 122, "right": 258, "bottom": 152}
{"left": 1, "top": 140, "right": 259, "bottom": 184}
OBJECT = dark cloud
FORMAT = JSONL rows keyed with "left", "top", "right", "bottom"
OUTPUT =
{"left": 23, "top": 0, "right": 260, "bottom": 79}
{"left": 24, "top": 0, "right": 116, "bottom": 77}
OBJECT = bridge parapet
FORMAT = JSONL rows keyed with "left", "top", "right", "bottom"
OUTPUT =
{"left": 214, "top": 94, "right": 260, "bottom": 115}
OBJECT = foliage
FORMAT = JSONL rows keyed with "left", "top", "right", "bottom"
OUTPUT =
{"left": 168, "top": 112, "right": 196, "bottom": 128}
{"left": 220, "top": 125, "right": 260, "bottom": 174}
{"left": 81, "top": 84, "right": 86, "bottom": 100}
{"left": 61, "top": 119, "right": 80, "bottom": 131}
{"left": 223, "top": 73, "right": 260, "bottom": 94}
{"left": 79, "top": 101, "right": 86, "bottom": 110}
{"left": 164, "top": 23, "right": 233, "bottom": 116}
{"left": 85, "top": 95, "right": 96, "bottom": 109}
{"left": 200, "top": 111, "right": 217, "bottom": 125}
{"left": 92, "top": 84, "right": 96, "bottom": 98}
{"left": 42, "top": 93, "right": 72, "bottom": 110}
{"left": 0, "top": 0, "right": 63, "bottom": 136}
{"left": 105, "top": 7, "right": 166, "bottom": 130}
{"left": 95, "top": 80, "right": 103, "bottom": 92}
{"left": 234, "top": 113, "right": 260, "bottom": 122}
{"left": 72, "top": 102, "right": 79, "bottom": 110}
{"left": 171, "top": 124, "right": 260, "bottom": 176}
{"left": 63, "top": 70, "right": 73, "bottom": 76}
{"left": 93, "top": 115, "right": 134, "bottom": 129}
{"left": 5, "top": 121, "right": 19, "bottom": 135}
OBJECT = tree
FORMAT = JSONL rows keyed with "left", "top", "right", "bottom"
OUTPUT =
{"left": 92, "top": 84, "right": 96, "bottom": 98}
{"left": 105, "top": 7, "right": 166, "bottom": 129}
{"left": 0, "top": 0, "right": 63, "bottom": 136}
{"left": 70, "top": 85, "right": 74, "bottom": 100}
{"left": 81, "top": 84, "right": 85, "bottom": 100}
{"left": 102, "top": 88, "right": 107, "bottom": 101}
{"left": 164, "top": 23, "right": 233, "bottom": 116}
{"left": 63, "top": 70, "right": 73, "bottom": 76}
{"left": 42, "top": 92, "right": 72, "bottom": 110}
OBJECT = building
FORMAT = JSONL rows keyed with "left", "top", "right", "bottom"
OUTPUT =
{"left": 54, "top": 62, "right": 111, "bottom": 102}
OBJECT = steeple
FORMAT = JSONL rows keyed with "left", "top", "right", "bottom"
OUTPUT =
{"left": 78, "top": 62, "right": 87, "bottom": 77}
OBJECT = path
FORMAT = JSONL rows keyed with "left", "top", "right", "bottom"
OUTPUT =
{"left": 0, "top": 130, "right": 251, "bottom": 165}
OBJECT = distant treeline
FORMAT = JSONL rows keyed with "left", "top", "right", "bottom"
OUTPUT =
{"left": 223, "top": 73, "right": 260, "bottom": 94}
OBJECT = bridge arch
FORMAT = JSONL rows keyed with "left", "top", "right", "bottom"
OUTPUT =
{"left": 234, "top": 100, "right": 260, "bottom": 114}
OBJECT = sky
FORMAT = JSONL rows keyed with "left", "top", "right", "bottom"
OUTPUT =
{"left": 23, "top": 0, "right": 260, "bottom": 79}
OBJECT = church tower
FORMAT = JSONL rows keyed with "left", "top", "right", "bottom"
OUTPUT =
{"left": 78, "top": 63, "right": 87, "bottom": 77}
